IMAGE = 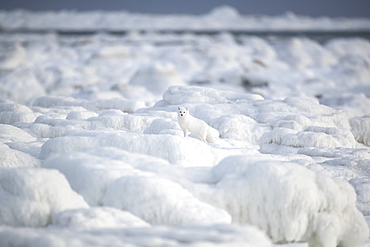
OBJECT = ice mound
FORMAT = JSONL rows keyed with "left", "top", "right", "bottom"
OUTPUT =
{"left": 44, "top": 148, "right": 231, "bottom": 226}
{"left": 210, "top": 156, "right": 369, "bottom": 246}
{"left": 26, "top": 110, "right": 156, "bottom": 139}
{"left": 0, "top": 224, "right": 272, "bottom": 247}
{"left": 0, "top": 125, "right": 40, "bottom": 167}
{"left": 0, "top": 124, "right": 36, "bottom": 143}
{"left": 40, "top": 131, "right": 221, "bottom": 166}
{"left": 103, "top": 175, "right": 231, "bottom": 225}
{"left": 255, "top": 97, "right": 357, "bottom": 150}
{"left": 0, "top": 168, "right": 88, "bottom": 227}
{"left": 129, "top": 62, "right": 186, "bottom": 95}
{"left": 43, "top": 148, "right": 178, "bottom": 206}
{"left": 259, "top": 126, "right": 358, "bottom": 149}
{"left": 213, "top": 114, "right": 267, "bottom": 143}
{"left": 53, "top": 207, "right": 149, "bottom": 229}
{"left": 66, "top": 110, "right": 98, "bottom": 120}
{"left": 144, "top": 118, "right": 182, "bottom": 135}
{"left": 0, "top": 102, "right": 37, "bottom": 125}
{"left": 89, "top": 111, "right": 157, "bottom": 133}
{"left": 0, "top": 144, "right": 40, "bottom": 168}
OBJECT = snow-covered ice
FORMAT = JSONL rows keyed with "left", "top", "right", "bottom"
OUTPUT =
{"left": 1, "top": 5, "right": 370, "bottom": 247}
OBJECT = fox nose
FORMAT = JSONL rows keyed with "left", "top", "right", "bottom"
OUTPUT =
{"left": 181, "top": 114, "right": 183, "bottom": 116}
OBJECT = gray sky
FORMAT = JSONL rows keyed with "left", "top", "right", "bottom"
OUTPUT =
{"left": 0, "top": 0, "right": 369, "bottom": 18}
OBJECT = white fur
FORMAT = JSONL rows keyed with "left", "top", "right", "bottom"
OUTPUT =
{"left": 177, "top": 107, "right": 219, "bottom": 143}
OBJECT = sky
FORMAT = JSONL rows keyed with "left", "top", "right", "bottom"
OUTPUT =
{"left": 0, "top": 0, "right": 369, "bottom": 18}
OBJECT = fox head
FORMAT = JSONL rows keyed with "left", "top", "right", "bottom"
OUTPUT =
{"left": 177, "top": 107, "right": 189, "bottom": 118}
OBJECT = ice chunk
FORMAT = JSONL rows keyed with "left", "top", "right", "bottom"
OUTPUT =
{"left": 39, "top": 131, "right": 219, "bottom": 166}
{"left": 66, "top": 110, "right": 98, "bottom": 120}
{"left": 0, "top": 124, "right": 36, "bottom": 143}
{"left": 209, "top": 156, "right": 369, "bottom": 246}
{"left": 103, "top": 175, "right": 231, "bottom": 226}
{"left": 143, "top": 118, "right": 182, "bottom": 135}
{"left": 0, "top": 168, "right": 88, "bottom": 227}
{"left": 0, "top": 143, "right": 40, "bottom": 168}
{"left": 0, "top": 103, "right": 37, "bottom": 125}
{"left": 213, "top": 114, "right": 267, "bottom": 144}
{"left": 259, "top": 126, "right": 358, "bottom": 149}
{"left": 43, "top": 149, "right": 151, "bottom": 205}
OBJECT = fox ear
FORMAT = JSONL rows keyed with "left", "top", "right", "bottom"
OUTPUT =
{"left": 178, "top": 107, "right": 180, "bottom": 110}
{"left": 186, "top": 107, "right": 188, "bottom": 111}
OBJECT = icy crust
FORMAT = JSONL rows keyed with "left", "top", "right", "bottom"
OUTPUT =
{"left": 209, "top": 156, "right": 369, "bottom": 246}
{"left": 0, "top": 168, "right": 88, "bottom": 227}
{"left": 0, "top": 224, "right": 272, "bottom": 247}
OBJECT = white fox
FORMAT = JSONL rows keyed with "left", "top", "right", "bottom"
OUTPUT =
{"left": 177, "top": 107, "right": 219, "bottom": 143}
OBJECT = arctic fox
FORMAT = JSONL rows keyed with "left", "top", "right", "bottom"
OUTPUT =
{"left": 177, "top": 107, "right": 219, "bottom": 143}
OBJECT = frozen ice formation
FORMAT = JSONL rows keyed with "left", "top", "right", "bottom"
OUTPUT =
{"left": 209, "top": 156, "right": 369, "bottom": 246}
{"left": 0, "top": 168, "right": 88, "bottom": 227}
{"left": 0, "top": 8, "right": 370, "bottom": 247}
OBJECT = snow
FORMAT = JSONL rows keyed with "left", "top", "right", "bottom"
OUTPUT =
{"left": 0, "top": 5, "right": 370, "bottom": 247}
{"left": 350, "top": 116, "right": 370, "bottom": 146}
{"left": 0, "top": 168, "right": 88, "bottom": 227}
{"left": 209, "top": 156, "right": 369, "bottom": 246}
{"left": 103, "top": 175, "right": 231, "bottom": 225}
{"left": 52, "top": 207, "right": 149, "bottom": 229}
{"left": 129, "top": 62, "right": 186, "bottom": 95}
{"left": 0, "top": 224, "right": 272, "bottom": 247}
